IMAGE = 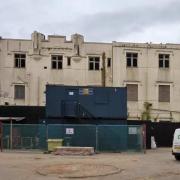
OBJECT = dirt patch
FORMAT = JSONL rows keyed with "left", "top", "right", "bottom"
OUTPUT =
{"left": 136, "top": 171, "right": 180, "bottom": 180}
{"left": 0, "top": 148, "right": 179, "bottom": 180}
{"left": 36, "top": 163, "right": 123, "bottom": 178}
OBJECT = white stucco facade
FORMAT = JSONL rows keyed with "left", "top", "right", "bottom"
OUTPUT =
{"left": 0, "top": 32, "right": 112, "bottom": 106}
{"left": 1, "top": 31, "right": 180, "bottom": 121}
{"left": 113, "top": 42, "right": 180, "bottom": 121}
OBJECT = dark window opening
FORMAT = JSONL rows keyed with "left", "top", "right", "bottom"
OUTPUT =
{"left": 165, "top": 60, "right": 169, "bottom": 68}
{"left": 14, "top": 53, "right": 26, "bottom": 68}
{"left": 126, "top": 53, "right": 138, "bottom": 67}
{"left": 58, "top": 61, "right": 62, "bottom": 69}
{"left": 107, "top": 58, "right": 111, "bottom": 67}
{"left": 88, "top": 57, "right": 100, "bottom": 70}
{"left": 67, "top": 57, "right": 71, "bottom": 66}
{"left": 52, "top": 61, "right": 57, "bottom": 69}
{"left": 159, "top": 54, "right": 170, "bottom": 68}
{"left": 133, "top": 59, "right": 137, "bottom": 67}
{"left": 89, "top": 62, "right": 94, "bottom": 70}
{"left": 51, "top": 55, "right": 63, "bottom": 69}
{"left": 95, "top": 62, "right": 99, "bottom": 70}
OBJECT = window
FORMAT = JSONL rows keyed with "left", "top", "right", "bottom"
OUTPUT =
{"left": 14, "top": 85, "right": 25, "bottom": 99}
{"left": 89, "top": 57, "right": 100, "bottom": 70}
{"left": 51, "top": 55, "right": 63, "bottom": 69}
{"left": 67, "top": 57, "right": 71, "bottom": 66}
{"left": 126, "top": 53, "right": 138, "bottom": 67}
{"left": 107, "top": 58, "right": 111, "bottom": 67}
{"left": 159, "top": 54, "right": 169, "bottom": 68}
{"left": 159, "top": 85, "right": 170, "bottom": 102}
{"left": 127, "top": 84, "right": 138, "bottom": 101}
{"left": 14, "top": 54, "right": 26, "bottom": 68}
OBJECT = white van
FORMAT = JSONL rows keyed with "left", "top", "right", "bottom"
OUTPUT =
{"left": 172, "top": 128, "right": 180, "bottom": 160}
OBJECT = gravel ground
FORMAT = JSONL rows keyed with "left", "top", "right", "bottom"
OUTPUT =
{"left": 0, "top": 148, "right": 179, "bottom": 180}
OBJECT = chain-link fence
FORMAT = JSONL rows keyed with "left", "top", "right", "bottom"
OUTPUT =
{"left": 2, "top": 124, "right": 46, "bottom": 150}
{"left": 1, "top": 124, "right": 145, "bottom": 152}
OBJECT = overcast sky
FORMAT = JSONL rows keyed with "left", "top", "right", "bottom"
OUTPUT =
{"left": 1, "top": 0, "right": 180, "bottom": 43}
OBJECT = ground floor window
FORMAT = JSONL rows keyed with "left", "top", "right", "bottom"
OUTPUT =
{"left": 14, "top": 85, "right": 25, "bottom": 99}
{"left": 127, "top": 84, "right": 138, "bottom": 101}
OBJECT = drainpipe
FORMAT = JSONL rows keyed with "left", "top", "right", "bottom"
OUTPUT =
{"left": 112, "top": 45, "right": 114, "bottom": 86}
{"left": 102, "top": 52, "right": 106, "bottom": 87}
{"left": 37, "top": 76, "right": 40, "bottom": 106}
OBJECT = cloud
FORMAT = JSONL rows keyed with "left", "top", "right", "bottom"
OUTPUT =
{"left": 36, "top": 0, "right": 180, "bottom": 42}
{"left": 1, "top": 0, "right": 180, "bottom": 43}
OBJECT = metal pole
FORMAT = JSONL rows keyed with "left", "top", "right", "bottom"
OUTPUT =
{"left": 0, "top": 121, "right": 2, "bottom": 152}
{"left": 96, "top": 125, "right": 98, "bottom": 152}
{"left": 143, "top": 124, "right": 146, "bottom": 154}
{"left": 102, "top": 52, "right": 106, "bottom": 87}
{"left": 10, "top": 119, "right": 12, "bottom": 149}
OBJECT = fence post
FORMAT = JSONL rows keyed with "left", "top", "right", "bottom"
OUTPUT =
{"left": 46, "top": 124, "right": 48, "bottom": 151}
{"left": 143, "top": 124, "right": 146, "bottom": 154}
{"left": 0, "top": 121, "right": 2, "bottom": 152}
{"left": 10, "top": 118, "right": 13, "bottom": 149}
{"left": 96, "top": 125, "right": 98, "bottom": 152}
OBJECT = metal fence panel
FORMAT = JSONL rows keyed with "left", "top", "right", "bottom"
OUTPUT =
{"left": 127, "top": 126, "right": 143, "bottom": 151}
{"left": 48, "top": 124, "right": 97, "bottom": 148}
{"left": 2, "top": 124, "right": 144, "bottom": 152}
{"left": 2, "top": 124, "right": 47, "bottom": 150}
{"left": 97, "top": 125, "right": 128, "bottom": 152}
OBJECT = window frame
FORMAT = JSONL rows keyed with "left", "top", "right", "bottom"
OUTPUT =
{"left": 127, "top": 84, "right": 138, "bottom": 101}
{"left": 14, "top": 53, "right": 26, "bottom": 68}
{"left": 158, "top": 85, "right": 170, "bottom": 102}
{"left": 67, "top": 57, "right": 71, "bottom": 66}
{"left": 159, "top": 54, "right": 170, "bottom": 68}
{"left": 88, "top": 56, "right": 100, "bottom": 71}
{"left": 14, "top": 85, "right": 25, "bottom": 100}
{"left": 126, "top": 52, "right": 138, "bottom": 68}
{"left": 107, "top": 58, "right": 111, "bottom": 67}
{"left": 51, "top": 55, "right": 63, "bottom": 70}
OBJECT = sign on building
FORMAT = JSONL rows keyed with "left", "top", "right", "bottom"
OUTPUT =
{"left": 66, "top": 128, "right": 74, "bottom": 135}
{"left": 128, "top": 127, "right": 137, "bottom": 135}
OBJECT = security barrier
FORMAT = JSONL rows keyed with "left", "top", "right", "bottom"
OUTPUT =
{"left": 2, "top": 124, "right": 145, "bottom": 152}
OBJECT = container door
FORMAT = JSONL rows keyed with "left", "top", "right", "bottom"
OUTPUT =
{"left": 63, "top": 89, "right": 78, "bottom": 117}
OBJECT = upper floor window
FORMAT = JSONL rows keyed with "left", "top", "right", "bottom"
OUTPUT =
{"left": 67, "top": 57, "right": 71, "bottom": 66}
{"left": 127, "top": 84, "right": 138, "bottom": 101}
{"left": 14, "top": 85, "right": 25, "bottom": 99}
{"left": 159, "top": 85, "right": 170, "bottom": 102}
{"left": 126, "top": 53, "right": 138, "bottom": 67}
{"left": 89, "top": 57, "right": 100, "bottom": 70}
{"left": 107, "top": 58, "right": 111, "bottom": 67}
{"left": 51, "top": 55, "right": 63, "bottom": 69}
{"left": 159, "top": 54, "right": 169, "bottom": 68}
{"left": 14, "top": 54, "right": 26, "bottom": 68}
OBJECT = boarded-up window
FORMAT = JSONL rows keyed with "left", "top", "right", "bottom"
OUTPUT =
{"left": 14, "top": 85, "right": 25, "bottom": 99}
{"left": 159, "top": 85, "right": 170, "bottom": 102}
{"left": 127, "top": 84, "right": 138, "bottom": 101}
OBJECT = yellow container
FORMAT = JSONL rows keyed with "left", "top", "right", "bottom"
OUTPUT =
{"left": 47, "top": 139, "right": 63, "bottom": 152}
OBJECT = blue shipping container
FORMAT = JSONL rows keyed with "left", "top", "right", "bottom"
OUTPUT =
{"left": 46, "top": 85, "right": 127, "bottom": 120}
